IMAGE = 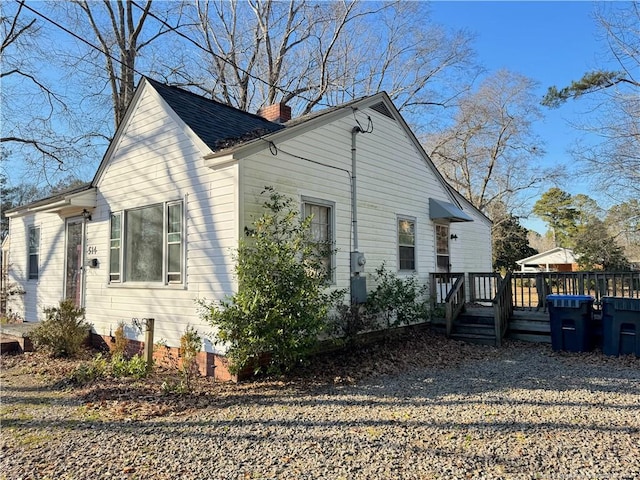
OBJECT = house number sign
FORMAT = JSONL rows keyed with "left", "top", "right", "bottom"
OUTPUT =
{"left": 87, "top": 246, "right": 98, "bottom": 255}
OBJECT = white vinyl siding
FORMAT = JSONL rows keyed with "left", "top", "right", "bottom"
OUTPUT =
{"left": 7, "top": 213, "right": 67, "bottom": 322}
{"left": 241, "top": 102, "right": 491, "bottom": 294}
{"left": 80, "top": 84, "right": 238, "bottom": 353}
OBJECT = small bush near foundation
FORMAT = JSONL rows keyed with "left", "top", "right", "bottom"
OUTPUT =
{"left": 0, "top": 312, "right": 23, "bottom": 324}
{"left": 111, "top": 353, "right": 149, "bottom": 379}
{"left": 69, "top": 354, "right": 109, "bottom": 385}
{"left": 32, "top": 299, "right": 91, "bottom": 358}
{"left": 366, "top": 263, "right": 430, "bottom": 328}
{"left": 68, "top": 352, "right": 149, "bottom": 386}
{"left": 180, "top": 326, "right": 201, "bottom": 392}
{"left": 112, "top": 321, "right": 128, "bottom": 357}
{"left": 158, "top": 327, "right": 202, "bottom": 395}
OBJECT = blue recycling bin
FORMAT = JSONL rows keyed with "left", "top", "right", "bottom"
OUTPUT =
{"left": 547, "top": 295, "right": 595, "bottom": 352}
{"left": 602, "top": 297, "right": 640, "bottom": 357}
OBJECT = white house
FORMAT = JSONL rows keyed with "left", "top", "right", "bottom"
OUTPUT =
{"left": 516, "top": 247, "right": 579, "bottom": 272}
{"left": 5, "top": 78, "right": 492, "bottom": 379}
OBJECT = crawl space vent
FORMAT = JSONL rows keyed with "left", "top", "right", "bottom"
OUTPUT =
{"left": 370, "top": 102, "right": 395, "bottom": 120}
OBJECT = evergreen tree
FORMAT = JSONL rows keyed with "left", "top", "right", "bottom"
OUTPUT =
{"left": 492, "top": 213, "right": 537, "bottom": 272}
{"left": 533, "top": 188, "right": 577, "bottom": 247}
{"left": 572, "top": 219, "right": 630, "bottom": 271}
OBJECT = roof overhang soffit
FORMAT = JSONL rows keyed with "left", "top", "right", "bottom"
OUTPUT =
{"left": 203, "top": 153, "right": 238, "bottom": 170}
{"left": 6, "top": 188, "right": 97, "bottom": 218}
{"left": 429, "top": 198, "right": 474, "bottom": 223}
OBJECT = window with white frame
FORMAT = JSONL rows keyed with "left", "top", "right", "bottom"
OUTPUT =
{"left": 303, "top": 199, "right": 333, "bottom": 280}
{"left": 28, "top": 226, "right": 40, "bottom": 280}
{"left": 109, "top": 201, "right": 183, "bottom": 284}
{"left": 435, "top": 223, "right": 450, "bottom": 272}
{"left": 109, "top": 213, "right": 121, "bottom": 282}
{"left": 398, "top": 216, "right": 416, "bottom": 271}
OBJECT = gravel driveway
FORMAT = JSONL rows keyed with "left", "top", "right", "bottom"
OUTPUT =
{"left": 1, "top": 333, "right": 639, "bottom": 480}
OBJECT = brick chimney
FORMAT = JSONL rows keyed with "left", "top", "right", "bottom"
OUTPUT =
{"left": 257, "top": 102, "right": 291, "bottom": 123}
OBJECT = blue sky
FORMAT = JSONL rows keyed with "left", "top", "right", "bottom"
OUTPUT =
{"left": 430, "top": 1, "right": 612, "bottom": 233}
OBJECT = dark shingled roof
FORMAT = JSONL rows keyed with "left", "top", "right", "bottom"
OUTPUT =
{"left": 147, "top": 78, "right": 285, "bottom": 150}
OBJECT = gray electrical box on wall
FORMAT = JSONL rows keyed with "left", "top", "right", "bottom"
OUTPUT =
{"left": 350, "top": 251, "right": 366, "bottom": 274}
{"left": 350, "top": 275, "right": 367, "bottom": 304}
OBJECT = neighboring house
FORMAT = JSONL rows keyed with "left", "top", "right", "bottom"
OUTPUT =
{"left": 6, "top": 78, "right": 492, "bottom": 379}
{"left": 516, "top": 247, "right": 579, "bottom": 272}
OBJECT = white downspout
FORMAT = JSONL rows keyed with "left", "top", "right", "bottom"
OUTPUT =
{"left": 351, "top": 125, "right": 361, "bottom": 253}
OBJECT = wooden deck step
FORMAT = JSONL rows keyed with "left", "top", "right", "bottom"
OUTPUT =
{"left": 0, "top": 336, "right": 21, "bottom": 354}
{"left": 507, "top": 310, "right": 551, "bottom": 343}
{"left": 509, "top": 319, "right": 550, "bottom": 333}
{"left": 452, "top": 307, "right": 498, "bottom": 346}
{"left": 450, "top": 332, "right": 497, "bottom": 346}
{"left": 0, "top": 323, "right": 39, "bottom": 353}
{"left": 454, "top": 322, "right": 495, "bottom": 336}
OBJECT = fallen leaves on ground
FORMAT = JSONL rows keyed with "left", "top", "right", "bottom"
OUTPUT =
{"left": 3, "top": 328, "right": 636, "bottom": 422}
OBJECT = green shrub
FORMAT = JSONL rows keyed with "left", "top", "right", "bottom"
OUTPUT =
{"left": 32, "top": 299, "right": 91, "bottom": 358}
{"left": 0, "top": 312, "right": 23, "bottom": 325}
{"left": 161, "top": 379, "right": 190, "bottom": 395}
{"left": 366, "top": 263, "right": 430, "bottom": 328}
{"left": 69, "top": 354, "right": 108, "bottom": 385}
{"left": 112, "top": 321, "right": 128, "bottom": 357}
{"left": 179, "top": 326, "right": 201, "bottom": 392}
{"left": 200, "top": 187, "right": 345, "bottom": 375}
{"left": 67, "top": 351, "right": 151, "bottom": 385}
{"left": 110, "top": 353, "right": 149, "bottom": 379}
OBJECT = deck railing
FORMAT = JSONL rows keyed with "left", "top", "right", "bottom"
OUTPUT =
{"left": 430, "top": 271, "right": 639, "bottom": 344}
{"left": 430, "top": 272, "right": 465, "bottom": 304}
{"left": 430, "top": 273, "right": 465, "bottom": 336}
{"left": 469, "top": 272, "right": 500, "bottom": 303}
{"left": 444, "top": 275, "right": 466, "bottom": 337}
{"left": 511, "top": 271, "right": 640, "bottom": 311}
{"left": 492, "top": 272, "right": 513, "bottom": 346}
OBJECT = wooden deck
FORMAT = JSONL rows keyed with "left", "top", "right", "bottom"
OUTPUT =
{"left": 0, "top": 322, "right": 39, "bottom": 354}
{"left": 434, "top": 306, "right": 554, "bottom": 346}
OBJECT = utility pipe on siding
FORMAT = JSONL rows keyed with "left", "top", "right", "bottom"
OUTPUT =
{"left": 351, "top": 126, "right": 361, "bottom": 252}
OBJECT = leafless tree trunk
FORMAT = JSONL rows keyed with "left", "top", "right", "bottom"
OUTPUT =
{"left": 69, "top": 0, "right": 175, "bottom": 128}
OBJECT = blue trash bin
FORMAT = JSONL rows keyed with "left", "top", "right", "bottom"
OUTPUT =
{"left": 602, "top": 297, "right": 640, "bottom": 357}
{"left": 547, "top": 295, "right": 595, "bottom": 352}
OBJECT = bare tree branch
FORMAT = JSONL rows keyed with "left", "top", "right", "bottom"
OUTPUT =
{"left": 178, "top": 1, "right": 476, "bottom": 120}
{"left": 1, "top": 137, "right": 64, "bottom": 165}
{"left": 425, "top": 70, "right": 548, "bottom": 214}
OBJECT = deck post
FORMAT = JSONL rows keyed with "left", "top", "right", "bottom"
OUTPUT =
{"left": 144, "top": 318, "right": 155, "bottom": 371}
